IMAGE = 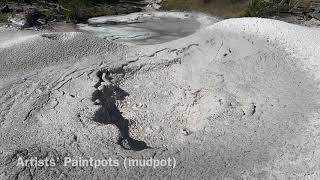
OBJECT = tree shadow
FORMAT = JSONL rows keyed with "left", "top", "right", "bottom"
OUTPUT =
{"left": 92, "top": 70, "right": 148, "bottom": 151}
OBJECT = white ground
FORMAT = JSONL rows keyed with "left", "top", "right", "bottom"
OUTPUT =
{"left": 1, "top": 12, "right": 320, "bottom": 179}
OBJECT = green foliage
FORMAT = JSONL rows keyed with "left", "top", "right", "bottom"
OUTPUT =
{"left": 245, "top": 0, "right": 286, "bottom": 17}
{"left": 246, "top": 0, "right": 272, "bottom": 17}
{"left": 0, "top": 1, "right": 8, "bottom": 6}
{"left": 59, "top": 0, "right": 140, "bottom": 22}
{"left": 0, "top": 0, "right": 140, "bottom": 23}
{"left": 162, "top": 0, "right": 249, "bottom": 18}
{"left": 59, "top": 0, "right": 88, "bottom": 21}
{"left": 0, "top": 13, "right": 9, "bottom": 23}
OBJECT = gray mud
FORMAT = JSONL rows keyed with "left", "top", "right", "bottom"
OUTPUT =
{"left": 78, "top": 17, "right": 201, "bottom": 45}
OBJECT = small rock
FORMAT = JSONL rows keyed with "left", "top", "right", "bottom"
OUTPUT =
{"left": 132, "top": 103, "right": 139, "bottom": 110}
{"left": 138, "top": 102, "right": 147, "bottom": 108}
{"left": 42, "top": 33, "right": 58, "bottom": 40}
{"left": 37, "top": 18, "right": 47, "bottom": 25}
{"left": 94, "top": 99, "right": 101, "bottom": 105}
{"left": 9, "top": 9, "right": 47, "bottom": 28}
{"left": 8, "top": 14, "right": 27, "bottom": 27}
{"left": 181, "top": 128, "right": 191, "bottom": 136}
{"left": 97, "top": 84, "right": 105, "bottom": 91}
{"left": 120, "top": 139, "right": 131, "bottom": 150}
{"left": 132, "top": 103, "right": 147, "bottom": 109}
{"left": 102, "top": 73, "right": 109, "bottom": 82}
{"left": 304, "top": 18, "right": 320, "bottom": 27}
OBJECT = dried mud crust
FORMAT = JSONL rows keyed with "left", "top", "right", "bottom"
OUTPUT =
{"left": 1, "top": 16, "right": 320, "bottom": 179}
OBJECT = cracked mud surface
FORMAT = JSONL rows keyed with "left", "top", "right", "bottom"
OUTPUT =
{"left": 1, "top": 13, "right": 320, "bottom": 179}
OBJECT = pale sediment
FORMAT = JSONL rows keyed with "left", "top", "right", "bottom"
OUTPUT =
{"left": 0, "top": 12, "right": 320, "bottom": 179}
